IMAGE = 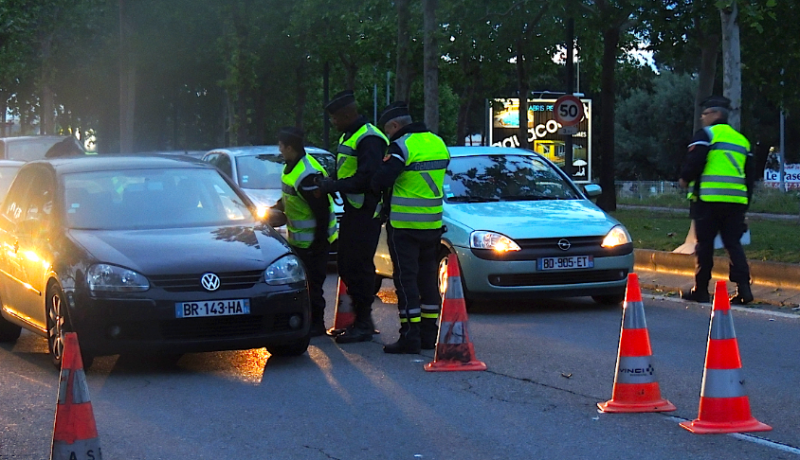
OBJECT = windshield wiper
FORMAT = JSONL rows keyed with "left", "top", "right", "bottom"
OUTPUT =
{"left": 499, "top": 195, "right": 564, "bottom": 201}
{"left": 447, "top": 196, "right": 500, "bottom": 203}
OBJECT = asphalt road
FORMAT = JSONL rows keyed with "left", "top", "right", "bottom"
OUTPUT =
{"left": 1, "top": 270, "right": 799, "bottom": 460}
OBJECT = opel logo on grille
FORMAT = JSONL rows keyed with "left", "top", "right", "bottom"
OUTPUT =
{"left": 201, "top": 273, "right": 221, "bottom": 291}
{"left": 557, "top": 239, "right": 571, "bottom": 251}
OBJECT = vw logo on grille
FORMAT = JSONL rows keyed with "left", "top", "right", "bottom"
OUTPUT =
{"left": 201, "top": 273, "right": 221, "bottom": 291}
{"left": 557, "top": 239, "right": 571, "bottom": 251}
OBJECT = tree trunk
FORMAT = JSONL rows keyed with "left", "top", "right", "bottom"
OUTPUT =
{"left": 236, "top": 89, "right": 248, "bottom": 145}
{"left": 423, "top": 0, "right": 439, "bottom": 132}
{"left": 40, "top": 37, "right": 54, "bottom": 135}
{"left": 720, "top": 1, "right": 742, "bottom": 130}
{"left": 339, "top": 52, "right": 358, "bottom": 91}
{"left": 394, "top": 0, "right": 412, "bottom": 103}
{"left": 693, "top": 33, "right": 720, "bottom": 132}
{"left": 119, "top": 0, "right": 135, "bottom": 153}
{"left": 294, "top": 59, "right": 307, "bottom": 128}
{"left": 455, "top": 75, "right": 477, "bottom": 146}
{"left": 597, "top": 26, "right": 619, "bottom": 212}
{"left": 516, "top": 39, "right": 529, "bottom": 150}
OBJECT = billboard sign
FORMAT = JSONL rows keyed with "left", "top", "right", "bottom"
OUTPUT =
{"left": 764, "top": 164, "right": 800, "bottom": 190}
{"left": 489, "top": 98, "right": 592, "bottom": 183}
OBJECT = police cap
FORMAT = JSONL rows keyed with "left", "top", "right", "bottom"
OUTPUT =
{"left": 378, "top": 101, "right": 410, "bottom": 127}
{"left": 700, "top": 95, "right": 731, "bottom": 111}
{"left": 324, "top": 90, "right": 356, "bottom": 114}
{"left": 278, "top": 126, "right": 304, "bottom": 142}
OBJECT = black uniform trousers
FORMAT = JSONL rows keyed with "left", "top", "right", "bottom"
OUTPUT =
{"left": 386, "top": 225, "right": 441, "bottom": 322}
{"left": 294, "top": 244, "right": 330, "bottom": 327}
{"left": 337, "top": 205, "right": 381, "bottom": 316}
{"left": 693, "top": 202, "right": 750, "bottom": 289}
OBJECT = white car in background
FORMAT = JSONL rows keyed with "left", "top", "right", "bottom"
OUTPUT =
{"left": 202, "top": 146, "right": 343, "bottom": 255}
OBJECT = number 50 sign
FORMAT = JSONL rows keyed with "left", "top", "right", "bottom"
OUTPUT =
{"left": 553, "top": 95, "right": 584, "bottom": 127}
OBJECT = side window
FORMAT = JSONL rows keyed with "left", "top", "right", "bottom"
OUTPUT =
{"left": 203, "top": 153, "right": 218, "bottom": 166}
{"left": 2, "top": 168, "right": 36, "bottom": 224}
{"left": 23, "top": 169, "right": 55, "bottom": 222}
{"left": 216, "top": 154, "right": 233, "bottom": 179}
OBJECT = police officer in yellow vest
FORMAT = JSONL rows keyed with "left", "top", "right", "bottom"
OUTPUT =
{"left": 317, "top": 90, "right": 389, "bottom": 343}
{"left": 679, "top": 96, "right": 755, "bottom": 305}
{"left": 371, "top": 102, "right": 449, "bottom": 354}
{"left": 270, "top": 127, "right": 338, "bottom": 337}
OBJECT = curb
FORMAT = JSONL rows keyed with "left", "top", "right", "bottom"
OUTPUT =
{"left": 634, "top": 249, "right": 800, "bottom": 289}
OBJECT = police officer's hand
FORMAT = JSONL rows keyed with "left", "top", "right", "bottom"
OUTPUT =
{"left": 315, "top": 176, "right": 337, "bottom": 195}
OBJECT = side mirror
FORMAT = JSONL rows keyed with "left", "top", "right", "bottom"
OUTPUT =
{"left": 266, "top": 208, "right": 287, "bottom": 228}
{"left": 583, "top": 184, "right": 602, "bottom": 198}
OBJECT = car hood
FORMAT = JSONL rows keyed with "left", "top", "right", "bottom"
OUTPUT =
{"left": 444, "top": 200, "right": 620, "bottom": 239}
{"left": 68, "top": 225, "right": 291, "bottom": 275}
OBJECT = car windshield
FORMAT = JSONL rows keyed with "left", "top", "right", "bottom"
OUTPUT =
{"left": 0, "top": 165, "right": 21, "bottom": 201}
{"left": 235, "top": 155, "right": 285, "bottom": 190}
{"left": 63, "top": 168, "right": 254, "bottom": 230}
{"left": 235, "top": 152, "right": 335, "bottom": 190}
{"left": 444, "top": 154, "right": 581, "bottom": 202}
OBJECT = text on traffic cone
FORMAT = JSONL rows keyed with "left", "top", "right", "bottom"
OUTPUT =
{"left": 51, "top": 332, "right": 102, "bottom": 460}
{"left": 425, "top": 254, "right": 486, "bottom": 372}
{"left": 598, "top": 273, "right": 676, "bottom": 413}
{"left": 679, "top": 281, "right": 771, "bottom": 434}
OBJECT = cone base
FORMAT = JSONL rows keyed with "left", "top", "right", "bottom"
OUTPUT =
{"left": 424, "top": 360, "right": 487, "bottom": 372}
{"left": 679, "top": 418, "right": 772, "bottom": 434}
{"left": 597, "top": 399, "right": 676, "bottom": 413}
{"left": 326, "top": 327, "right": 345, "bottom": 337}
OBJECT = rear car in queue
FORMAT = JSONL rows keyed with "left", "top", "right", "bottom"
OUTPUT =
{"left": 0, "top": 155, "right": 311, "bottom": 368}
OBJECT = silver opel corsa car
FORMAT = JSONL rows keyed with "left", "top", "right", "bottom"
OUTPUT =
{"left": 373, "top": 147, "right": 634, "bottom": 306}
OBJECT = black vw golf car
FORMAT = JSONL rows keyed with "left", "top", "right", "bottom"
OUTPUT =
{"left": 0, "top": 155, "right": 311, "bottom": 368}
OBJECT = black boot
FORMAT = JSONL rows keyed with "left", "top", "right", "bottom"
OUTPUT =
{"left": 681, "top": 286, "right": 710, "bottom": 303}
{"left": 384, "top": 323, "right": 421, "bottom": 354}
{"left": 420, "top": 318, "right": 438, "bottom": 350}
{"left": 335, "top": 303, "right": 374, "bottom": 344}
{"left": 730, "top": 283, "right": 754, "bottom": 305}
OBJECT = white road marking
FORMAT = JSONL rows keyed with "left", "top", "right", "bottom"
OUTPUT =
{"left": 646, "top": 294, "right": 800, "bottom": 319}
{"left": 665, "top": 416, "right": 800, "bottom": 456}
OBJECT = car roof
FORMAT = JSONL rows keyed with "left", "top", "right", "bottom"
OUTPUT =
{"left": 0, "top": 159, "right": 26, "bottom": 166}
{"left": 448, "top": 146, "right": 543, "bottom": 158}
{"left": 27, "top": 154, "right": 216, "bottom": 175}
{"left": 205, "top": 145, "right": 332, "bottom": 157}
{"left": 0, "top": 135, "right": 67, "bottom": 144}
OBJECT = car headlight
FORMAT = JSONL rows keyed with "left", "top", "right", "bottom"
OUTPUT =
{"left": 470, "top": 231, "right": 521, "bottom": 252}
{"left": 265, "top": 255, "right": 305, "bottom": 285}
{"left": 602, "top": 225, "right": 632, "bottom": 248}
{"left": 87, "top": 264, "right": 149, "bottom": 293}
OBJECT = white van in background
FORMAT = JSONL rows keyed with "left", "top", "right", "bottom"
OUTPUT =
{"left": 0, "top": 136, "right": 67, "bottom": 161}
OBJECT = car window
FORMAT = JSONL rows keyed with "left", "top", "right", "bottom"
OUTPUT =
{"left": 310, "top": 153, "right": 336, "bottom": 177}
{"left": 216, "top": 154, "right": 233, "bottom": 179}
{"left": 0, "top": 165, "right": 22, "bottom": 202}
{"left": 444, "top": 154, "right": 581, "bottom": 202}
{"left": 2, "top": 167, "right": 37, "bottom": 224}
{"left": 3, "top": 138, "right": 64, "bottom": 161}
{"left": 22, "top": 168, "right": 55, "bottom": 223}
{"left": 236, "top": 155, "right": 284, "bottom": 190}
{"left": 63, "top": 168, "right": 254, "bottom": 230}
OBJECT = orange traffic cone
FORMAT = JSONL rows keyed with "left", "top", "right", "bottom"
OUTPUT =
{"left": 424, "top": 254, "right": 486, "bottom": 372}
{"left": 51, "top": 332, "right": 103, "bottom": 460}
{"left": 680, "top": 281, "right": 772, "bottom": 434}
{"left": 598, "top": 273, "right": 676, "bottom": 413}
{"left": 327, "top": 277, "right": 355, "bottom": 337}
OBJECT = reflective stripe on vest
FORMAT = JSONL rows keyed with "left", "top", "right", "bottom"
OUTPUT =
{"left": 281, "top": 154, "right": 339, "bottom": 248}
{"left": 389, "top": 132, "right": 449, "bottom": 230}
{"left": 697, "top": 125, "right": 750, "bottom": 205}
{"left": 337, "top": 123, "right": 389, "bottom": 209}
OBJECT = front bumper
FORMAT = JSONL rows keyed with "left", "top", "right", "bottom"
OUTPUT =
{"left": 454, "top": 246, "right": 634, "bottom": 300}
{"left": 66, "top": 283, "right": 310, "bottom": 356}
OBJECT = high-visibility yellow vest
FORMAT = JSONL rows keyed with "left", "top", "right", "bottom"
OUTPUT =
{"left": 389, "top": 132, "right": 450, "bottom": 230}
{"left": 281, "top": 154, "right": 338, "bottom": 248}
{"left": 337, "top": 123, "right": 389, "bottom": 208}
{"left": 687, "top": 124, "right": 750, "bottom": 205}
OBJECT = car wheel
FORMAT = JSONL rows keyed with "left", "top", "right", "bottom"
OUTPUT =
{"left": 0, "top": 297, "right": 22, "bottom": 342}
{"left": 266, "top": 335, "right": 310, "bottom": 357}
{"left": 592, "top": 293, "right": 625, "bottom": 305}
{"left": 438, "top": 249, "right": 473, "bottom": 310}
{"left": 47, "top": 283, "right": 93, "bottom": 370}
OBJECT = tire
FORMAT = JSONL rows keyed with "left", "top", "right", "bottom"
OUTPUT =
{"left": 373, "top": 276, "right": 384, "bottom": 295}
{"left": 266, "top": 335, "right": 310, "bottom": 357}
{"left": 0, "top": 314, "right": 22, "bottom": 343}
{"left": 592, "top": 293, "right": 625, "bottom": 305}
{"left": 46, "top": 283, "right": 94, "bottom": 370}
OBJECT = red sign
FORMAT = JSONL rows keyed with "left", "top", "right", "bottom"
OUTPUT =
{"left": 554, "top": 95, "right": 584, "bottom": 127}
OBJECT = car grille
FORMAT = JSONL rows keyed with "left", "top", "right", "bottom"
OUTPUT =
{"left": 515, "top": 236, "right": 605, "bottom": 251}
{"left": 158, "top": 313, "right": 295, "bottom": 340}
{"left": 149, "top": 270, "right": 263, "bottom": 292}
{"left": 489, "top": 269, "right": 628, "bottom": 287}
